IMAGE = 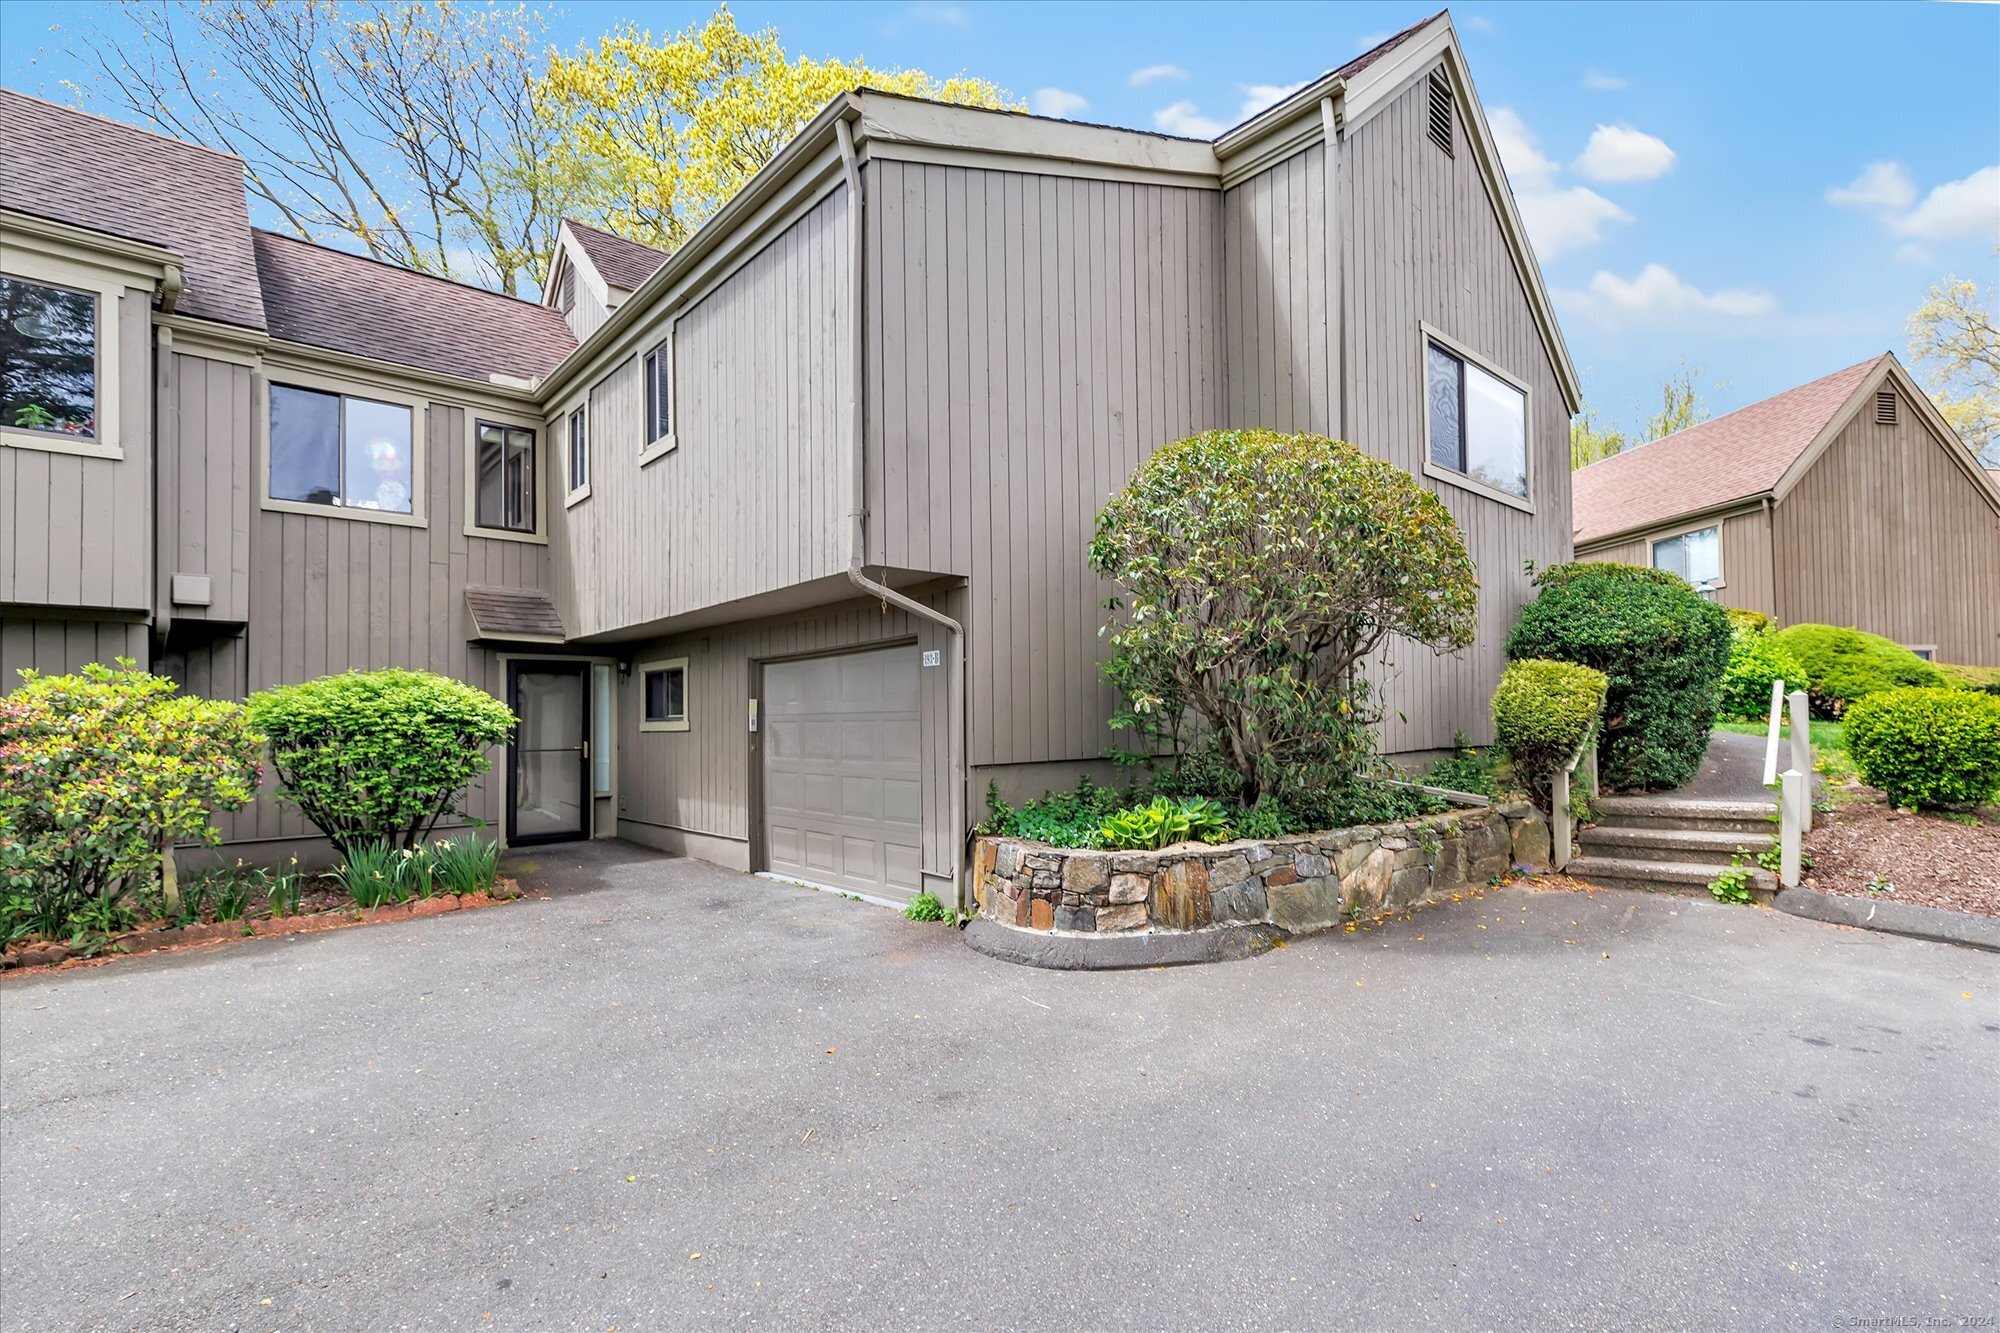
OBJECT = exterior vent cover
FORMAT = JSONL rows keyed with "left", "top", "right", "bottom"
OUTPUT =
{"left": 1427, "top": 71, "right": 1454, "bottom": 155}
{"left": 1875, "top": 389, "right": 1897, "bottom": 425}
{"left": 557, "top": 265, "right": 577, "bottom": 315}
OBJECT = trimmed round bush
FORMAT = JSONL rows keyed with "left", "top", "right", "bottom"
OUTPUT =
{"left": 1725, "top": 608, "right": 1773, "bottom": 638}
{"left": 1505, "top": 562, "right": 1732, "bottom": 790}
{"left": 1089, "top": 429, "right": 1478, "bottom": 806}
{"left": 1718, "top": 632, "right": 1811, "bottom": 720}
{"left": 1770, "top": 624, "right": 1944, "bottom": 717}
{"left": 1843, "top": 687, "right": 2000, "bottom": 809}
{"left": 1491, "top": 658, "right": 1609, "bottom": 810}
{"left": 245, "top": 669, "right": 517, "bottom": 853}
{"left": 1939, "top": 662, "right": 2000, "bottom": 696}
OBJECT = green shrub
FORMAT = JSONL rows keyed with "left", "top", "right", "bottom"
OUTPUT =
{"left": 0, "top": 660, "right": 262, "bottom": 937}
{"left": 1718, "top": 632, "right": 1811, "bottom": 720}
{"left": 1422, "top": 731, "right": 1504, "bottom": 798}
{"left": 1725, "top": 608, "right": 1774, "bottom": 637}
{"left": 902, "top": 891, "right": 951, "bottom": 922}
{"left": 1491, "top": 659, "right": 1609, "bottom": 810}
{"left": 1842, "top": 687, "right": 2000, "bottom": 809}
{"left": 1939, "top": 663, "right": 2000, "bottom": 696}
{"left": 1769, "top": 624, "right": 1943, "bottom": 717}
{"left": 978, "top": 776, "right": 1127, "bottom": 849}
{"left": 1089, "top": 429, "right": 1478, "bottom": 807}
{"left": 1098, "top": 796, "right": 1234, "bottom": 850}
{"left": 246, "top": 669, "right": 516, "bottom": 854}
{"left": 1505, "top": 563, "right": 1731, "bottom": 790}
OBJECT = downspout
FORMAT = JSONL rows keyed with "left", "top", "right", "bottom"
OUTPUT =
{"left": 835, "top": 115, "right": 971, "bottom": 915}
{"left": 1319, "top": 94, "right": 1348, "bottom": 442}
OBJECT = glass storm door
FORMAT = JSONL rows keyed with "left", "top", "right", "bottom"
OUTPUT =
{"left": 508, "top": 663, "right": 590, "bottom": 845}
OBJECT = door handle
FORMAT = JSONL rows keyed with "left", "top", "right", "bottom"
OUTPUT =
{"left": 581, "top": 740, "right": 590, "bottom": 760}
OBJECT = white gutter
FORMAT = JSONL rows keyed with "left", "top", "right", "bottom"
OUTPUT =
{"left": 836, "top": 116, "right": 971, "bottom": 915}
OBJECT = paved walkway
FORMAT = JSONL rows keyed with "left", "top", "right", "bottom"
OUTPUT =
{"left": 1671, "top": 727, "right": 1778, "bottom": 802}
{"left": 3, "top": 843, "right": 1993, "bottom": 1328}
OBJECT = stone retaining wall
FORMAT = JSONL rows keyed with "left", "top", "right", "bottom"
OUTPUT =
{"left": 974, "top": 803, "right": 1553, "bottom": 938}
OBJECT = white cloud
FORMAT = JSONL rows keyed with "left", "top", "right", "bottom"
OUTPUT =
{"left": 1030, "top": 88, "right": 1090, "bottom": 119}
{"left": 1517, "top": 186, "right": 1634, "bottom": 260}
{"left": 1582, "top": 69, "right": 1627, "bottom": 91}
{"left": 1128, "top": 64, "right": 1188, "bottom": 87}
{"left": 1893, "top": 165, "right": 2000, "bottom": 242}
{"left": 1488, "top": 107, "right": 1557, "bottom": 187}
{"left": 1462, "top": 14, "right": 1496, "bottom": 32}
{"left": 1826, "top": 161, "right": 1916, "bottom": 212}
{"left": 1573, "top": 123, "right": 1677, "bottom": 182}
{"left": 1561, "top": 264, "right": 1778, "bottom": 323}
{"left": 1237, "top": 80, "right": 1308, "bottom": 121}
{"left": 1895, "top": 242, "right": 1933, "bottom": 266}
{"left": 1153, "top": 100, "right": 1225, "bottom": 138}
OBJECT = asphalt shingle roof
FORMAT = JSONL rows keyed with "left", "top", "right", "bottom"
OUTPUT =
{"left": 1572, "top": 355, "right": 1888, "bottom": 545}
{"left": 563, "top": 219, "right": 670, "bottom": 293}
{"left": 0, "top": 88, "right": 266, "bottom": 330}
{"left": 252, "top": 231, "right": 575, "bottom": 383}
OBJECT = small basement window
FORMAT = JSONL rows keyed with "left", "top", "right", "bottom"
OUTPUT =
{"left": 638, "top": 657, "right": 688, "bottom": 732}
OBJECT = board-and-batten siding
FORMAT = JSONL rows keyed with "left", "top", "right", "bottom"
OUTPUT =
{"left": 0, "top": 615, "right": 149, "bottom": 683}
{"left": 866, "top": 160, "right": 1225, "bottom": 771}
{"left": 615, "top": 593, "right": 959, "bottom": 879}
{"left": 552, "top": 190, "right": 849, "bottom": 642}
{"left": 1231, "top": 69, "right": 1573, "bottom": 753}
{"left": 165, "top": 394, "right": 550, "bottom": 853}
{"left": 156, "top": 350, "right": 254, "bottom": 623}
{"left": 1775, "top": 405, "right": 2000, "bottom": 665}
{"left": 0, "top": 286, "right": 153, "bottom": 614}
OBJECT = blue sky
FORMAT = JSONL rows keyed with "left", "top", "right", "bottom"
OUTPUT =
{"left": 6, "top": 1, "right": 1997, "bottom": 432}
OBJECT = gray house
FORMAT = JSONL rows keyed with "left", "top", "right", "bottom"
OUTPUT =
{"left": 0, "top": 12, "right": 1581, "bottom": 909}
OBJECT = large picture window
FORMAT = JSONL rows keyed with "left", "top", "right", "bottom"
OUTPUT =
{"left": 1425, "top": 336, "right": 1528, "bottom": 503}
{"left": 269, "top": 383, "right": 414, "bottom": 514}
{"left": 474, "top": 420, "right": 536, "bottom": 532}
{"left": 0, "top": 274, "right": 97, "bottom": 440}
{"left": 1652, "top": 525, "right": 1721, "bottom": 596}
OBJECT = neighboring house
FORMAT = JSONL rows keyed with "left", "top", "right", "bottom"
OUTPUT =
{"left": 0, "top": 11, "right": 1582, "bottom": 907}
{"left": 1573, "top": 354, "right": 2000, "bottom": 666}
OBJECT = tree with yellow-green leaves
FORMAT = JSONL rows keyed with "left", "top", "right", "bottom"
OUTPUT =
{"left": 532, "top": 7, "right": 1018, "bottom": 254}
{"left": 1907, "top": 274, "right": 1999, "bottom": 466}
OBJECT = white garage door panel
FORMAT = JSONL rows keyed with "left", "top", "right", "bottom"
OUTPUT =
{"left": 763, "top": 647, "right": 924, "bottom": 902}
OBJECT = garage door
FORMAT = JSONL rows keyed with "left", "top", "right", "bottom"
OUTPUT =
{"left": 762, "top": 646, "right": 924, "bottom": 902}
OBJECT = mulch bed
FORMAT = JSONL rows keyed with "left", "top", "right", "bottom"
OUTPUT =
{"left": 1801, "top": 798, "right": 2000, "bottom": 919}
{"left": 0, "top": 879, "right": 522, "bottom": 977}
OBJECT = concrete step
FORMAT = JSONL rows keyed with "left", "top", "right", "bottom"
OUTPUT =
{"left": 1577, "top": 825, "right": 1773, "bottom": 866}
{"left": 1590, "top": 794, "right": 1777, "bottom": 835}
{"left": 1564, "top": 854, "right": 1778, "bottom": 901}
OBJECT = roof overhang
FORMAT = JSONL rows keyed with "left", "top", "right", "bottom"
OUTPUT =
{"left": 466, "top": 586, "right": 567, "bottom": 643}
{"left": 1, "top": 207, "right": 185, "bottom": 309}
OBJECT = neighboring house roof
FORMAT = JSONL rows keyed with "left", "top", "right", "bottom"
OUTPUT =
{"left": 1572, "top": 355, "right": 1891, "bottom": 546}
{"left": 563, "top": 219, "right": 670, "bottom": 292}
{"left": 252, "top": 230, "right": 575, "bottom": 383}
{"left": 0, "top": 88, "right": 266, "bottom": 330}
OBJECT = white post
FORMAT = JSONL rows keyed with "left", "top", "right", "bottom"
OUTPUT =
{"left": 1762, "top": 678, "right": 1784, "bottom": 788}
{"left": 1787, "top": 690, "right": 1813, "bottom": 834}
{"left": 1551, "top": 764, "right": 1571, "bottom": 871}
{"left": 1779, "top": 768, "right": 1804, "bottom": 888}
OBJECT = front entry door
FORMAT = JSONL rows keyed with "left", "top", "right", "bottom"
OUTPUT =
{"left": 508, "top": 662, "right": 589, "bottom": 845}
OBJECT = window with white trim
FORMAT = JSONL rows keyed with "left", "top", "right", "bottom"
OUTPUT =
{"left": 474, "top": 420, "right": 536, "bottom": 533}
{"left": 638, "top": 658, "right": 688, "bottom": 732}
{"left": 1652, "top": 525, "right": 1722, "bottom": 597}
{"left": 644, "top": 338, "right": 672, "bottom": 446}
{"left": 269, "top": 382, "right": 414, "bottom": 513}
{"left": 1425, "top": 337, "right": 1528, "bottom": 501}
{"left": 567, "top": 404, "right": 588, "bottom": 494}
{"left": 0, "top": 274, "right": 96, "bottom": 441}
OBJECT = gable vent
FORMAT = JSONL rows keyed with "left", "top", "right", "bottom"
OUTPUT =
{"left": 1875, "top": 389, "right": 1897, "bottom": 425}
{"left": 1426, "top": 70, "right": 1454, "bottom": 156}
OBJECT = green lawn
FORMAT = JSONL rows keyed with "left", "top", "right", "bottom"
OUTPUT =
{"left": 1715, "top": 717, "right": 1846, "bottom": 752}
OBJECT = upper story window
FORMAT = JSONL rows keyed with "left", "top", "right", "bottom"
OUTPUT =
{"left": 644, "top": 339, "right": 672, "bottom": 446}
{"left": 1653, "top": 524, "right": 1721, "bottom": 597}
{"left": 1424, "top": 329, "right": 1530, "bottom": 508}
{"left": 474, "top": 420, "right": 536, "bottom": 533}
{"left": 269, "top": 382, "right": 414, "bottom": 514}
{"left": 0, "top": 274, "right": 97, "bottom": 442}
{"left": 566, "top": 405, "right": 589, "bottom": 495}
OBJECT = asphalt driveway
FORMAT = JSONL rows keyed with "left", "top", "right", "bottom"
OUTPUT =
{"left": 3, "top": 842, "right": 1994, "bottom": 1330}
